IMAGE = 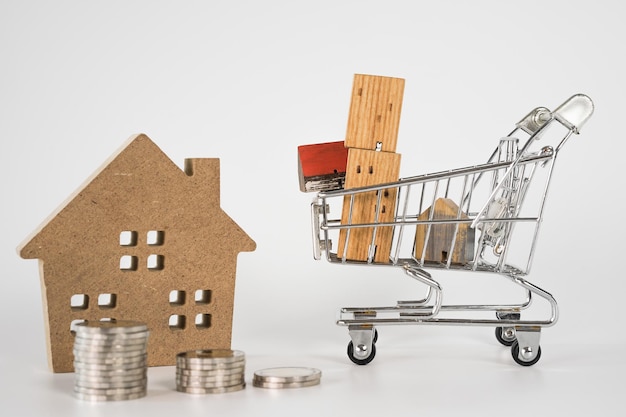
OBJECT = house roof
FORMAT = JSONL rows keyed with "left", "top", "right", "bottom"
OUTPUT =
{"left": 18, "top": 133, "right": 256, "bottom": 260}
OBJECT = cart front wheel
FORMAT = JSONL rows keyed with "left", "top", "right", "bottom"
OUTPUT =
{"left": 347, "top": 341, "right": 376, "bottom": 365}
{"left": 495, "top": 326, "right": 516, "bottom": 346}
{"left": 511, "top": 340, "right": 541, "bottom": 366}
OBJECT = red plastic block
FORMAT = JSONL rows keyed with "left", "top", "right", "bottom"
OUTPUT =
{"left": 298, "top": 141, "right": 348, "bottom": 192}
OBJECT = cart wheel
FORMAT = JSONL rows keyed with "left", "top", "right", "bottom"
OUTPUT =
{"left": 373, "top": 328, "right": 379, "bottom": 344}
{"left": 495, "top": 327, "right": 516, "bottom": 346}
{"left": 347, "top": 341, "right": 376, "bottom": 365}
{"left": 510, "top": 340, "right": 541, "bottom": 366}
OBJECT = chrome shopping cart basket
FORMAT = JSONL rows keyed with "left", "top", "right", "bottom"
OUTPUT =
{"left": 308, "top": 94, "right": 594, "bottom": 366}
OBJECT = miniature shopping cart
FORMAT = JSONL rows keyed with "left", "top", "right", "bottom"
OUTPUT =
{"left": 308, "top": 94, "right": 594, "bottom": 366}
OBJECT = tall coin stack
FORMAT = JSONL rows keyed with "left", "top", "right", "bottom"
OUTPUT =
{"left": 176, "top": 349, "right": 246, "bottom": 394}
{"left": 72, "top": 320, "right": 149, "bottom": 402}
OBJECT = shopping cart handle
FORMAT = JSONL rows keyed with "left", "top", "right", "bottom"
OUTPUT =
{"left": 553, "top": 94, "right": 594, "bottom": 134}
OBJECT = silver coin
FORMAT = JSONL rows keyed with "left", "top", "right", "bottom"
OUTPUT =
{"left": 252, "top": 378, "right": 321, "bottom": 389}
{"left": 177, "top": 356, "right": 245, "bottom": 368}
{"left": 176, "top": 375, "right": 244, "bottom": 386}
{"left": 253, "top": 367, "right": 322, "bottom": 384}
{"left": 73, "top": 361, "right": 147, "bottom": 372}
{"left": 73, "top": 349, "right": 146, "bottom": 360}
{"left": 75, "top": 370, "right": 147, "bottom": 382}
{"left": 176, "top": 349, "right": 244, "bottom": 363}
{"left": 75, "top": 365, "right": 146, "bottom": 376}
{"left": 75, "top": 378, "right": 147, "bottom": 390}
{"left": 73, "top": 342, "right": 148, "bottom": 352}
{"left": 74, "top": 320, "right": 148, "bottom": 335}
{"left": 176, "top": 366, "right": 245, "bottom": 377}
{"left": 73, "top": 342, "right": 147, "bottom": 352}
{"left": 74, "top": 390, "right": 146, "bottom": 402}
{"left": 74, "top": 352, "right": 147, "bottom": 361}
{"left": 73, "top": 345, "right": 148, "bottom": 355}
{"left": 74, "top": 336, "right": 148, "bottom": 347}
{"left": 73, "top": 384, "right": 146, "bottom": 395}
{"left": 176, "top": 381, "right": 245, "bottom": 390}
{"left": 176, "top": 372, "right": 244, "bottom": 381}
{"left": 176, "top": 362, "right": 245, "bottom": 372}
{"left": 74, "top": 377, "right": 148, "bottom": 389}
{"left": 74, "top": 333, "right": 149, "bottom": 343}
{"left": 176, "top": 383, "right": 246, "bottom": 394}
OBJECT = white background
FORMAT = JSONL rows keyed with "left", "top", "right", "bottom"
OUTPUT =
{"left": 1, "top": 1, "right": 624, "bottom": 415}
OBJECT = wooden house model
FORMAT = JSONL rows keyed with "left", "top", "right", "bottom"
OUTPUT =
{"left": 415, "top": 198, "right": 475, "bottom": 265}
{"left": 18, "top": 134, "right": 256, "bottom": 373}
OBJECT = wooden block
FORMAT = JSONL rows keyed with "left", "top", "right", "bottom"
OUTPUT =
{"left": 414, "top": 198, "right": 475, "bottom": 265}
{"left": 297, "top": 141, "right": 348, "bottom": 192}
{"left": 337, "top": 148, "right": 401, "bottom": 263}
{"left": 345, "top": 74, "right": 405, "bottom": 152}
{"left": 17, "top": 134, "right": 256, "bottom": 372}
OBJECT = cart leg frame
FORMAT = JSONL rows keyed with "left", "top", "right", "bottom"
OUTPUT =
{"left": 337, "top": 268, "right": 557, "bottom": 366}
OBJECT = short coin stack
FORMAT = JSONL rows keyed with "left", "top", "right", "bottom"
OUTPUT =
{"left": 72, "top": 320, "right": 149, "bottom": 402}
{"left": 176, "top": 349, "right": 246, "bottom": 394}
{"left": 253, "top": 367, "right": 322, "bottom": 389}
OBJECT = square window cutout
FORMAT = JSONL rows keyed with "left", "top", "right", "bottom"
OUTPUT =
{"left": 147, "top": 230, "right": 165, "bottom": 246}
{"left": 169, "top": 315, "right": 186, "bottom": 330}
{"left": 195, "top": 314, "right": 211, "bottom": 329}
{"left": 70, "top": 294, "right": 89, "bottom": 311}
{"left": 169, "top": 290, "right": 186, "bottom": 306}
{"left": 147, "top": 254, "right": 164, "bottom": 270}
{"left": 120, "top": 255, "right": 138, "bottom": 271}
{"left": 98, "top": 293, "right": 117, "bottom": 309}
{"left": 195, "top": 290, "right": 212, "bottom": 305}
{"left": 120, "top": 231, "right": 138, "bottom": 246}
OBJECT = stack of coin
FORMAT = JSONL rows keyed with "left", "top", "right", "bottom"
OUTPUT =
{"left": 176, "top": 349, "right": 246, "bottom": 394}
{"left": 253, "top": 367, "right": 321, "bottom": 389}
{"left": 72, "top": 320, "right": 149, "bottom": 402}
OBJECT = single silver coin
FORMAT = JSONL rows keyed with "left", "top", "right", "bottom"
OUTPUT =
{"left": 74, "top": 390, "right": 146, "bottom": 402}
{"left": 176, "top": 375, "right": 244, "bottom": 387}
{"left": 74, "top": 320, "right": 148, "bottom": 335}
{"left": 73, "top": 334, "right": 149, "bottom": 344}
{"left": 252, "top": 378, "right": 321, "bottom": 389}
{"left": 177, "top": 356, "right": 245, "bottom": 368}
{"left": 176, "top": 383, "right": 246, "bottom": 394}
{"left": 176, "top": 349, "right": 245, "bottom": 364}
{"left": 73, "top": 384, "right": 146, "bottom": 396}
{"left": 253, "top": 367, "right": 322, "bottom": 384}
{"left": 176, "top": 366, "right": 245, "bottom": 377}
{"left": 176, "top": 371, "right": 244, "bottom": 381}
{"left": 75, "top": 378, "right": 147, "bottom": 390}
{"left": 73, "top": 343, "right": 147, "bottom": 353}
{"left": 73, "top": 361, "right": 147, "bottom": 372}
{"left": 73, "top": 349, "right": 147, "bottom": 361}
{"left": 73, "top": 337, "right": 148, "bottom": 347}
{"left": 74, "top": 370, "right": 147, "bottom": 382}
{"left": 176, "top": 361, "right": 245, "bottom": 371}
{"left": 75, "top": 366, "right": 146, "bottom": 376}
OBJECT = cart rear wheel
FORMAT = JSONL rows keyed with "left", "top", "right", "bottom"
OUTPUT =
{"left": 495, "top": 327, "right": 516, "bottom": 346}
{"left": 347, "top": 341, "right": 376, "bottom": 365}
{"left": 511, "top": 340, "right": 541, "bottom": 366}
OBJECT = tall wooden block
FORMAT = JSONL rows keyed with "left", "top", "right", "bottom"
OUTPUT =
{"left": 345, "top": 74, "right": 405, "bottom": 152}
{"left": 414, "top": 198, "right": 475, "bottom": 265}
{"left": 337, "top": 148, "right": 401, "bottom": 263}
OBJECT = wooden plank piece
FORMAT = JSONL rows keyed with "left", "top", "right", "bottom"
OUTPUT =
{"left": 345, "top": 74, "right": 405, "bottom": 152}
{"left": 337, "top": 148, "right": 401, "bottom": 263}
